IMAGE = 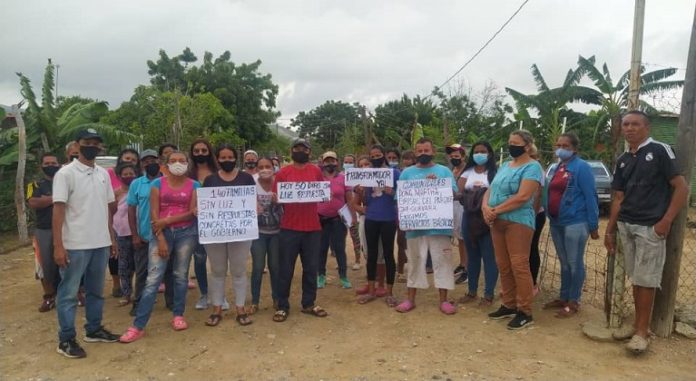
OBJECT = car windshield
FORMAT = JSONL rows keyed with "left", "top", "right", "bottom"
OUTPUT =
{"left": 589, "top": 163, "right": 609, "bottom": 177}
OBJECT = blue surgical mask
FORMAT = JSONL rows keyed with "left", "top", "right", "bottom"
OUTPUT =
{"left": 473, "top": 153, "right": 489, "bottom": 166}
{"left": 555, "top": 148, "right": 574, "bottom": 161}
{"left": 388, "top": 161, "right": 399, "bottom": 168}
{"left": 343, "top": 163, "right": 354, "bottom": 170}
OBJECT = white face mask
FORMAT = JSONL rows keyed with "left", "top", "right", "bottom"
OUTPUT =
{"left": 259, "top": 169, "right": 273, "bottom": 178}
{"left": 168, "top": 162, "right": 188, "bottom": 176}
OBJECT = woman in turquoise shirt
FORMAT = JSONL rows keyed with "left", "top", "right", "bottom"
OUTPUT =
{"left": 482, "top": 130, "right": 543, "bottom": 330}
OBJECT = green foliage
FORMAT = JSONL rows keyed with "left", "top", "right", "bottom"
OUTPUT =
{"left": 290, "top": 100, "right": 361, "bottom": 151}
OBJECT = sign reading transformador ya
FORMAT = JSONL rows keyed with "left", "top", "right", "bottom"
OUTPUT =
{"left": 344, "top": 167, "right": 394, "bottom": 188}
{"left": 196, "top": 186, "right": 259, "bottom": 244}
{"left": 277, "top": 181, "right": 331, "bottom": 203}
{"left": 397, "top": 178, "right": 454, "bottom": 230}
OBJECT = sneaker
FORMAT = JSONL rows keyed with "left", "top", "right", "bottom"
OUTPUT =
{"left": 626, "top": 334, "right": 649, "bottom": 354}
{"left": 488, "top": 305, "right": 517, "bottom": 320}
{"left": 352, "top": 263, "right": 361, "bottom": 271}
{"left": 612, "top": 325, "right": 636, "bottom": 340}
{"left": 453, "top": 265, "right": 466, "bottom": 277}
{"left": 195, "top": 294, "right": 209, "bottom": 310}
{"left": 39, "top": 298, "right": 55, "bottom": 313}
{"left": 222, "top": 299, "right": 230, "bottom": 311}
{"left": 340, "top": 277, "right": 352, "bottom": 289}
{"left": 57, "top": 339, "right": 87, "bottom": 358}
{"left": 84, "top": 326, "right": 119, "bottom": 343}
{"left": 507, "top": 311, "right": 534, "bottom": 330}
{"left": 119, "top": 327, "right": 144, "bottom": 343}
{"left": 317, "top": 274, "right": 326, "bottom": 289}
{"left": 455, "top": 271, "right": 468, "bottom": 284}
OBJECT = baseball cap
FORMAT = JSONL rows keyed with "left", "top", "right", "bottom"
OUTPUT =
{"left": 75, "top": 128, "right": 102, "bottom": 142}
{"left": 292, "top": 138, "right": 311, "bottom": 149}
{"left": 321, "top": 151, "right": 338, "bottom": 161}
{"left": 140, "top": 149, "right": 158, "bottom": 160}
{"left": 445, "top": 143, "right": 465, "bottom": 154}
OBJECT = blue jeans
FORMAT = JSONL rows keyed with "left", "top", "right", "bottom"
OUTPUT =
{"left": 250, "top": 233, "right": 280, "bottom": 305}
{"left": 550, "top": 222, "right": 589, "bottom": 302}
{"left": 318, "top": 216, "right": 348, "bottom": 278}
{"left": 133, "top": 225, "right": 196, "bottom": 329}
{"left": 192, "top": 243, "right": 208, "bottom": 295}
{"left": 462, "top": 216, "right": 498, "bottom": 298}
{"left": 56, "top": 247, "right": 110, "bottom": 342}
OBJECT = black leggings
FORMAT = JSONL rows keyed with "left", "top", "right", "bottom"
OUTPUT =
{"left": 530, "top": 211, "right": 546, "bottom": 285}
{"left": 365, "top": 219, "right": 397, "bottom": 285}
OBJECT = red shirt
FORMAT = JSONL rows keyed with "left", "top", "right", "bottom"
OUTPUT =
{"left": 548, "top": 163, "right": 570, "bottom": 218}
{"left": 273, "top": 164, "right": 324, "bottom": 231}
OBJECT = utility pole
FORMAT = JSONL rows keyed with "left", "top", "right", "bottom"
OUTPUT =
{"left": 651, "top": 3, "right": 696, "bottom": 338}
{"left": 627, "top": 0, "right": 645, "bottom": 111}
{"left": 13, "top": 103, "right": 29, "bottom": 243}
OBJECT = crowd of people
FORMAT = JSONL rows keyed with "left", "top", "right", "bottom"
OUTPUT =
{"left": 26, "top": 110, "right": 688, "bottom": 359}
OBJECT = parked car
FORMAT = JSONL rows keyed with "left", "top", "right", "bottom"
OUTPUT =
{"left": 545, "top": 159, "right": 613, "bottom": 209}
{"left": 95, "top": 156, "right": 118, "bottom": 169}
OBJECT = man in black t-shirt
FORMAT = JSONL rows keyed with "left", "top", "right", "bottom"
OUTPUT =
{"left": 27, "top": 153, "right": 61, "bottom": 312}
{"left": 604, "top": 110, "right": 688, "bottom": 355}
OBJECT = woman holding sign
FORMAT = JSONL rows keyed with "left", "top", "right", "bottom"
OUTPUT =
{"left": 357, "top": 144, "right": 400, "bottom": 307}
{"left": 202, "top": 144, "right": 256, "bottom": 327}
{"left": 120, "top": 151, "right": 199, "bottom": 343}
{"left": 482, "top": 130, "right": 543, "bottom": 330}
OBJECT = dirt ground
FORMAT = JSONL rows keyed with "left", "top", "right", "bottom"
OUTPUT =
{"left": 1, "top": 242, "right": 695, "bottom": 381}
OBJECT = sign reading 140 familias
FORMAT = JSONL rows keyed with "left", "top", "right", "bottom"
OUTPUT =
{"left": 196, "top": 186, "right": 259, "bottom": 244}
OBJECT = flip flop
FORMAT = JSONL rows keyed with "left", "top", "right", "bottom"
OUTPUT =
{"left": 385, "top": 295, "right": 398, "bottom": 308}
{"left": 273, "top": 310, "right": 288, "bottom": 322}
{"left": 358, "top": 294, "right": 377, "bottom": 304}
{"left": 395, "top": 300, "right": 415, "bottom": 313}
{"left": 301, "top": 305, "right": 328, "bottom": 317}
{"left": 236, "top": 313, "right": 253, "bottom": 326}
{"left": 205, "top": 314, "right": 222, "bottom": 327}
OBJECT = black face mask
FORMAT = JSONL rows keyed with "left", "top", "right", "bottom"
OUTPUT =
{"left": 324, "top": 164, "right": 337, "bottom": 173}
{"left": 417, "top": 154, "right": 433, "bottom": 165}
{"left": 244, "top": 161, "right": 257, "bottom": 169}
{"left": 80, "top": 145, "right": 99, "bottom": 160}
{"left": 145, "top": 163, "right": 160, "bottom": 177}
{"left": 450, "top": 158, "right": 462, "bottom": 167}
{"left": 42, "top": 165, "right": 60, "bottom": 178}
{"left": 370, "top": 157, "right": 385, "bottom": 168}
{"left": 192, "top": 154, "right": 210, "bottom": 164}
{"left": 508, "top": 145, "right": 526, "bottom": 158}
{"left": 292, "top": 151, "right": 309, "bottom": 164}
{"left": 220, "top": 161, "right": 236, "bottom": 172}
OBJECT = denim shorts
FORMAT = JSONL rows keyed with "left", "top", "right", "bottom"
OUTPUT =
{"left": 618, "top": 221, "right": 666, "bottom": 288}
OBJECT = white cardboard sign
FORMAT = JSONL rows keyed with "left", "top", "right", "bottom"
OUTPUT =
{"left": 196, "top": 186, "right": 259, "bottom": 243}
{"left": 344, "top": 168, "right": 394, "bottom": 188}
{"left": 277, "top": 181, "right": 331, "bottom": 203}
{"left": 397, "top": 178, "right": 454, "bottom": 230}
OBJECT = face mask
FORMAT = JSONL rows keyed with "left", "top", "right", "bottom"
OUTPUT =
{"left": 192, "top": 154, "right": 209, "bottom": 164}
{"left": 42, "top": 165, "right": 60, "bottom": 177}
{"left": 273, "top": 165, "right": 280, "bottom": 173}
{"left": 508, "top": 145, "right": 526, "bottom": 158}
{"left": 219, "top": 161, "right": 236, "bottom": 172}
{"left": 370, "top": 157, "right": 385, "bottom": 168}
{"left": 121, "top": 177, "right": 135, "bottom": 186}
{"left": 388, "top": 161, "right": 399, "bottom": 168}
{"left": 69, "top": 154, "right": 79, "bottom": 161}
{"left": 168, "top": 162, "right": 188, "bottom": 176}
{"left": 324, "top": 164, "right": 337, "bottom": 173}
{"left": 343, "top": 163, "right": 354, "bottom": 170}
{"left": 473, "top": 153, "right": 489, "bottom": 166}
{"left": 555, "top": 148, "right": 574, "bottom": 161}
{"left": 145, "top": 162, "right": 160, "bottom": 177}
{"left": 417, "top": 154, "right": 433, "bottom": 165}
{"left": 80, "top": 145, "right": 99, "bottom": 160}
{"left": 245, "top": 161, "right": 257, "bottom": 169}
{"left": 450, "top": 158, "right": 462, "bottom": 167}
{"left": 292, "top": 151, "right": 309, "bottom": 163}
{"left": 259, "top": 169, "right": 273, "bottom": 178}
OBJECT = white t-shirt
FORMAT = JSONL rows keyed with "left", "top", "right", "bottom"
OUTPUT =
{"left": 461, "top": 167, "right": 490, "bottom": 190}
{"left": 53, "top": 160, "right": 115, "bottom": 250}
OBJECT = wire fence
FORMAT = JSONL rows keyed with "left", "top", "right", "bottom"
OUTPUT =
{"left": 538, "top": 208, "right": 696, "bottom": 326}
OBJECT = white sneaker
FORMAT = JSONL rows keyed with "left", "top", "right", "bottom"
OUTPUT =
{"left": 352, "top": 263, "right": 361, "bottom": 271}
{"left": 222, "top": 299, "right": 230, "bottom": 311}
{"left": 195, "top": 294, "right": 208, "bottom": 310}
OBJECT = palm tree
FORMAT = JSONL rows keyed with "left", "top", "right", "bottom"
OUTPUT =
{"left": 576, "top": 55, "right": 684, "bottom": 163}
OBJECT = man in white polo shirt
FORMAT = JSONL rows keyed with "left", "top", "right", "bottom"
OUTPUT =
{"left": 53, "top": 129, "right": 120, "bottom": 358}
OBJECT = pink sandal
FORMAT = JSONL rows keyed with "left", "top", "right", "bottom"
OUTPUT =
{"left": 355, "top": 284, "right": 370, "bottom": 295}
{"left": 395, "top": 299, "right": 416, "bottom": 313}
{"left": 375, "top": 287, "right": 387, "bottom": 297}
{"left": 119, "top": 327, "right": 144, "bottom": 343}
{"left": 440, "top": 301, "right": 457, "bottom": 315}
{"left": 171, "top": 316, "right": 188, "bottom": 331}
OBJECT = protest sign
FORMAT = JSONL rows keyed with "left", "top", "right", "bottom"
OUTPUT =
{"left": 197, "top": 185, "right": 259, "bottom": 244}
{"left": 344, "top": 167, "right": 394, "bottom": 188}
{"left": 397, "top": 178, "right": 453, "bottom": 230}
{"left": 277, "top": 181, "right": 331, "bottom": 203}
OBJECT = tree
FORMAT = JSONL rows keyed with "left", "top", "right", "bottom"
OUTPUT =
{"left": 576, "top": 55, "right": 684, "bottom": 162}
{"left": 374, "top": 94, "right": 436, "bottom": 149}
{"left": 291, "top": 100, "right": 361, "bottom": 150}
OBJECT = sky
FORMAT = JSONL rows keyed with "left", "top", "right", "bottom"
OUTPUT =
{"left": 1, "top": 0, "right": 693, "bottom": 124}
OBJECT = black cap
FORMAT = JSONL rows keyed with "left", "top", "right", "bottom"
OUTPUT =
{"left": 292, "top": 138, "right": 311, "bottom": 149}
{"left": 75, "top": 128, "right": 103, "bottom": 142}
